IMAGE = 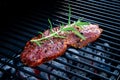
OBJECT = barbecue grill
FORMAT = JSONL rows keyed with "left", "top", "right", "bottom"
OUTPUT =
{"left": 0, "top": 0, "right": 120, "bottom": 80}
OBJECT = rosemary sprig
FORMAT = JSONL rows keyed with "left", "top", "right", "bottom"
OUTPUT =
{"left": 75, "top": 19, "right": 90, "bottom": 28}
{"left": 68, "top": 4, "right": 71, "bottom": 25}
{"left": 30, "top": 23, "right": 73, "bottom": 43}
{"left": 30, "top": 22, "right": 86, "bottom": 43}
{"left": 38, "top": 31, "right": 44, "bottom": 37}
{"left": 30, "top": 5, "right": 90, "bottom": 46}
{"left": 31, "top": 29, "right": 61, "bottom": 42}
{"left": 34, "top": 41, "right": 41, "bottom": 46}
{"left": 48, "top": 19, "right": 53, "bottom": 33}
{"left": 72, "top": 30, "right": 85, "bottom": 40}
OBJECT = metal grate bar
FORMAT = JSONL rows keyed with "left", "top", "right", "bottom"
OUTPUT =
{"left": 32, "top": 7, "right": 120, "bottom": 36}
{"left": 102, "top": 30, "right": 120, "bottom": 39}
{"left": 56, "top": 1, "right": 120, "bottom": 27}
{"left": 45, "top": 63, "right": 91, "bottom": 80}
{"left": 101, "top": 34, "right": 120, "bottom": 42}
{"left": 98, "top": 38, "right": 120, "bottom": 49}
{"left": 64, "top": 0, "right": 120, "bottom": 17}
{"left": 97, "top": 40, "right": 120, "bottom": 51}
{"left": 1, "top": 35, "right": 25, "bottom": 48}
{"left": 93, "top": 0, "right": 120, "bottom": 8}
{"left": 54, "top": 58, "right": 110, "bottom": 80}
{"left": 0, "top": 43, "right": 20, "bottom": 54}
{"left": 54, "top": 4, "right": 120, "bottom": 30}
{"left": 79, "top": 48, "right": 120, "bottom": 64}
{"left": 0, "top": 68, "right": 25, "bottom": 80}
{"left": 74, "top": 47, "right": 120, "bottom": 70}
{"left": 75, "top": 0, "right": 120, "bottom": 12}
{"left": 17, "top": 19, "right": 48, "bottom": 31}
{"left": 35, "top": 67, "right": 69, "bottom": 80}
{"left": 62, "top": 54, "right": 120, "bottom": 74}
{"left": 9, "top": 28, "right": 34, "bottom": 38}
{"left": 111, "top": 0, "right": 120, "bottom": 3}
{"left": 2, "top": 32, "right": 28, "bottom": 43}
{"left": 87, "top": 45, "right": 120, "bottom": 58}
{"left": 1, "top": 53, "right": 63, "bottom": 80}
{"left": 30, "top": 10, "right": 120, "bottom": 35}
{"left": 0, "top": 60, "right": 47, "bottom": 80}
{"left": 0, "top": 52, "right": 16, "bottom": 63}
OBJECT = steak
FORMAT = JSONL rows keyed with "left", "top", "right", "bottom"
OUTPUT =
{"left": 20, "top": 24, "right": 103, "bottom": 67}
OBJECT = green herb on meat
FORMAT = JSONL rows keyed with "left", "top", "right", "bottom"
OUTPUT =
{"left": 30, "top": 5, "right": 90, "bottom": 46}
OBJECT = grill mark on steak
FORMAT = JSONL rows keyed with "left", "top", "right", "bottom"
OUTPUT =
{"left": 20, "top": 24, "right": 103, "bottom": 67}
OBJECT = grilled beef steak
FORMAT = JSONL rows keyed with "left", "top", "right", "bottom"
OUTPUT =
{"left": 20, "top": 24, "right": 103, "bottom": 67}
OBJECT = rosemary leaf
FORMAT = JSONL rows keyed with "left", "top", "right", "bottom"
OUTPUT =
{"left": 75, "top": 20, "right": 90, "bottom": 27}
{"left": 54, "top": 34, "right": 65, "bottom": 38}
{"left": 50, "top": 31, "right": 65, "bottom": 38}
{"left": 38, "top": 31, "right": 44, "bottom": 37}
{"left": 34, "top": 41, "right": 41, "bottom": 46}
{"left": 61, "top": 27, "right": 75, "bottom": 31}
{"left": 60, "top": 23, "right": 64, "bottom": 30}
{"left": 48, "top": 19, "right": 53, "bottom": 33}
{"left": 72, "top": 31, "right": 86, "bottom": 40}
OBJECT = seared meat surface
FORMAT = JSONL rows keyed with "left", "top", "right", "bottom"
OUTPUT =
{"left": 21, "top": 24, "right": 102, "bottom": 67}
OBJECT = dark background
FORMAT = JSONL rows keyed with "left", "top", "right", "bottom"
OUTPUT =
{"left": 0, "top": 0, "right": 58, "bottom": 32}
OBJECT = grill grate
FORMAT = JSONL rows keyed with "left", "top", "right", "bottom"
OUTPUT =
{"left": 0, "top": 0, "right": 120, "bottom": 80}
